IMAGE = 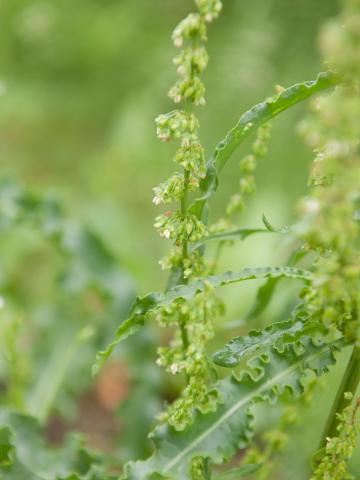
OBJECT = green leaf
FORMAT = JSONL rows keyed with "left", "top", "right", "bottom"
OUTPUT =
{"left": 0, "top": 179, "right": 134, "bottom": 305}
{"left": 122, "top": 339, "right": 341, "bottom": 479}
{"left": 0, "top": 179, "right": 134, "bottom": 420}
{"left": 191, "top": 71, "right": 340, "bottom": 218}
{"left": 0, "top": 427, "right": 14, "bottom": 467}
{"left": 0, "top": 412, "right": 113, "bottom": 480}
{"left": 244, "top": 277, "right": 279, "bottom": 323}
{"left": 261, "top": 214, "right": 289, "bottom": 233}
{"left": 192, "top": 217, "right": 290, "bottom": 250}
{"left": 192, "top": 228, "right": 271, "bottom": 250}
{"left": 212, "top": 316, "right": 326, "bottom": 367}
{"left": 27, "top": 326, "right": 94, "bottom": 422}
{"left": 93, "top": 266, "right": 312, "bottom": 373}
{"left": 214, "top": 464, "right": 262, "bottom": 479}
{"left": 243, "top": 249, "right": 308, "bottom": 324}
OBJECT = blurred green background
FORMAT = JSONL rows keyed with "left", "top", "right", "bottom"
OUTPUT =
{"left": 0, "top": 0, "right": 339, "bottom": 289}
{"left": 0, "top": 0, "right": 359, "bottom": 479}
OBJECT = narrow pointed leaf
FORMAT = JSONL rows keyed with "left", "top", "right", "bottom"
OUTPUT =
{"left": 191, "top": 71, "right": 340, "bottom": 217}
{"left": 192, "top": 219, "right": 290, "bottom": 249}
{"left": 192, "top": 228, "right": 271, "bottom": 250}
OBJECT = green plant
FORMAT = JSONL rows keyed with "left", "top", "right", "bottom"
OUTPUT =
{"left": 1, "top": 0, "right": 360, "bottom": 479}
{"left": 95, "top": 0, "right": 360, "bottom": 478}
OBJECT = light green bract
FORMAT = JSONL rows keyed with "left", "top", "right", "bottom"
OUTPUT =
{"left": 93, "top": 266, "right": 311, "bottom": 373}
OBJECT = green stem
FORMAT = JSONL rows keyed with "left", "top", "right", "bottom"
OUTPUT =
{"left": 210, "top": 240, "right": 224, "bottom": 275}
{"left": 319, "top": 345, "right": 360, "bottom": 449}
{"left": 27, "top": 326, "right": 93, "bottom": 423}
{"left": 181, "top": 169, "right": 190, "bottom": 267}
{"left": 180, "top": 319, "right": 189, "bottom": 352}
{"left": 179, "top": 169, "right": 190, "bottom": 372}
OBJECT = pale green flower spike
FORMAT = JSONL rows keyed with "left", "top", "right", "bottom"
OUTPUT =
{"left": 153, "top": 0, "right": 224, "bottom": 431}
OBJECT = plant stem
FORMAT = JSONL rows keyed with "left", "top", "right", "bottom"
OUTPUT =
{"left": 179, "top": 169, "right": 190, "bottom": 367}
{"left": 179, "top": 318, "right": 189, "bottom": 351}
{"left": 319, "top": 344, "right": 360, "bottom": 449}
{"left": 210, "top": 241, "right": 224, "bottom": 275}
{"left": 181, "top": 169, "right": 190, "bottom": 265}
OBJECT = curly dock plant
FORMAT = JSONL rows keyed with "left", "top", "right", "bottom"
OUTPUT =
{"left": 95, "top": 0, "right": 360, "bottom": 478}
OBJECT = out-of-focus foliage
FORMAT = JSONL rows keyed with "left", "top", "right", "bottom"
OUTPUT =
{"left": 0, "top": 0, "right": 339, "bottom": 288}
{"left": 0, "top": 0, "right": 359, "bottom": 479}
{"left": 0, "top": 410, "right": 117, "bottom": 479}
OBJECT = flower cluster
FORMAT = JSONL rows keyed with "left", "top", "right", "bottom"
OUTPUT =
{"left": 156, "top": 285, "right": 224, "bottom": 430}
{"left": 154, "top": 211, "right": 207, "bottom": 242}
{"left": 153, "top": 174, "right": 197, "bottom": 205}
{"left": 210, "top": 123, "right": 271, "bottom": 235}
{"left": 155, "top": 110, "right": 199, "bottom": 143}
{"left": 195, "top": 0, "right": 222, "bottom": 22}
{"left": 190, "top": 457, "right": 210, "bottom": 480}
{"left": 296, "top": 0, "right": 360, "bottom": 345}
{"left": 152, "top": 0, "right": 223, "bottom": 433}
{"left": 172, "top": 13, "right": 207, "bottom": 49}
{"left": 159, "top": 247, "right": 205, "bottom": 280}
{"left": 240, "top": 376, "right": 318, "bottom": 480}
{"left": 311, "top": 394, "right": 360, "bottom": 480}
{"left": 226, "top": 122, "right": 271, "bottom": 217}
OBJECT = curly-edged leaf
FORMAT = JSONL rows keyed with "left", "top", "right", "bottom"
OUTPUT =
{"left": 122, "top": 339, "right": 341, "bottom": 480}
{"left": 212, "top": 317, "right": 326, "bottom": 367}
{"left": 93, "top": 266, "right": 312, "bottom": 373}
{"left": 214, "top": 463, "right": 262, "bottom": 479}
{"left": 0, "top": 412, "right": 113, "bottom": 480}
{"left": 191, "top": 71, "right": 340, "bottom": 217}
